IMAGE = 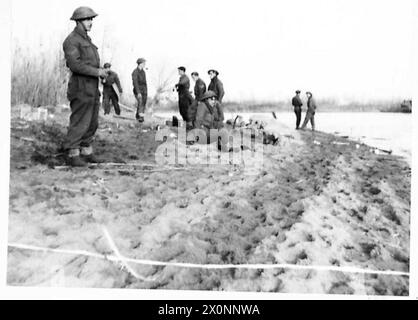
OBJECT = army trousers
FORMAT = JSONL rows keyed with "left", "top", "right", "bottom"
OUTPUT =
{"left": 179, "top": 93, "right": 193, "bottom": 122}
{"left": 294, "top": 106, "right": 302, "bottom": 129}
{"left": 135, "top": 89, "right": 148, "bottom": 115}
{"left": 102, "top": 89, "right": 120, "bottom": 115}
{"left": 187, "top": 99, "right": 198, "bottom": 129}
{"left": 63, "top": 92, "right": 100, "bottom": 153}
{"left": 301, "top": 111, "right": 315, "bottom": 131}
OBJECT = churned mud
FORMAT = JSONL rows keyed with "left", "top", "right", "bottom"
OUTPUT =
{"left": 7, "top": 105, "right": 410, "bottom": 295}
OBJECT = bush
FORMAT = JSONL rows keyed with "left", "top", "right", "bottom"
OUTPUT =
{"left": 11, "top": 41, "right": 69, "bottom": 107}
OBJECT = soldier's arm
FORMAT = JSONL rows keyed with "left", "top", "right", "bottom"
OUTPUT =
{"left": 194, "top": 85, "right": 199, "bottom": 99}
{"left": 178, "top": 76, "right": 189, "bottom": 86}
{"left": 132, "top": 71, "right": 140, "bottom": 94}
{"left": 195, "top": 104, "right": 205, "bottom": 128}
{"left": 115, "top": 74, "right": 123, "bottom": 92}
{"left": 217, "top": 81, "right": 225, "bottom": 103}
{"left": 63, "top": 40, "right": 100, "bottom": 77}
{"left": 214, "top": 103, "right": 225, "bottom": 128}
{"left": 200, "top": 82, "right": 207, "bottom": 98}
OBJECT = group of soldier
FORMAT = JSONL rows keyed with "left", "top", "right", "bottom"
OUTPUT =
{"left": 291, "top": 90, "right": 317, "bottom": 131}
{"left": 61, "top": 6, "right": 316, "bottom": 167}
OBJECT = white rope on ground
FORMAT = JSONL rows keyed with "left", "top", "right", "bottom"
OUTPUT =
{"left": 102, "top": 226, "right": 154, "bottom": 281}
{"left": 8, "top": 242, "right": 409, "bottom": 277}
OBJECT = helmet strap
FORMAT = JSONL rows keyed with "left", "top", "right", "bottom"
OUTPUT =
{"left": 76, "top": 20, "right": 88, "bottom": 33}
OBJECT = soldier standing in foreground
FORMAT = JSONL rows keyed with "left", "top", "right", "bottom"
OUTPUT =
{"left": 208, "top": 69, "right": 225, "bottom": 103}
{"left": 102, "top": 63, "right": 123, "bottom": 116}
{"left": 132, "top": 58, "right": 148, "bottom": 122}
{"left": 62, "top": 6, "right": 108, "bottom": 167}
{"left": 300, "top": 91, "right": 317, "bottom": 131}
{"left": 175, "top": 66, "right": 193, "bottom": 123}
{"left": 292, "top": 90, "right": 303, "bottom": 130}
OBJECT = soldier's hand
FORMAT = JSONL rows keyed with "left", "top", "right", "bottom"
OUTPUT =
{"left": 98, "top": 68, "right": 108, "bottom": 78}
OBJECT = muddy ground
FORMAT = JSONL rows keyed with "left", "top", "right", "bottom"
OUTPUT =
{"left": 7, "top": 105, "right": 410, "bottom": 295}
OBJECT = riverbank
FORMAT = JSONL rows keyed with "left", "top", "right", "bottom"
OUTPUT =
{"left": 7, "top": 106, "right": 410, "bottom": 295}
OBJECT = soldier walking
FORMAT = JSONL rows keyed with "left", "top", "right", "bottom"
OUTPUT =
{"left": 102, "top": 63, "right": 123, "bottom": 115}
{"left": 208, "top": 69, "right": 225, "bottom": 103}
{"left": 132, "top": 58, "right": 147, "bottom": 122}
{"left": 292, "top": 90, "right": 303, "bottom": 129}
{"left": 300, "top": 91, "right": 317, "bottom": 131}
{"left": 62, "top": 6, "right": 108, "bottom": 167}
{"left": 175, "top": 66, "right": 193, "bottom": 123}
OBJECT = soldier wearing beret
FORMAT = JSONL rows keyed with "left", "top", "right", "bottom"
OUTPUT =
{"left": 101, "top": 63, "right": 123, "bottom": 116}
{"left": 62, "top": 6, "right": 108, "bottom": 166}
{"left": 132, "top": 58, "right": 148, "bottom": 122}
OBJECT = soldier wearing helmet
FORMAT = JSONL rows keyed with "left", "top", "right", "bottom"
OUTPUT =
{"left": 62, "top": 6, "right": 107, "bottom": 166}
{"left": 194, "top": 91, "right": 224, "bottom": 132}
{"left": 101, "top": 63, "right": 123, "bottom": 116}
{"left": 132, "top": 58, "right": 148, "bottom": 122}
{"left": 189, "top": 90, "right": 226, "bottom": 148}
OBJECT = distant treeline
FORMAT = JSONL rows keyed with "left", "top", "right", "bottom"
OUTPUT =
{"left": 156, "top": 99, "right": 409, "bottom": 113}
{"left": 11, "top": 42, "right": 409, "bottom": 113}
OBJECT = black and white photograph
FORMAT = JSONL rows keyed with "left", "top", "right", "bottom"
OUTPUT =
{"left": 1, "top": 0, "right": 416, "bottom": 299}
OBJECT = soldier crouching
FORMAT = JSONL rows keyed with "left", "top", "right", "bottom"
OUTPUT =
{"left": 190, "top": 90, "right": 228, "bottom": 150}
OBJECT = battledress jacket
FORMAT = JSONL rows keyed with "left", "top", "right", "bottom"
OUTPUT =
{"left": 195, "top": 101, "right": 224, "bottom": 130}
{"left": 208, "top": 77, "right": 225, "bottom": 103}
{"left": 194, "top": 78, "right": 207, "bottom": 101}
{"left": 292, "top": 95, "right": 303, "bottom": 108}
{"left": 132, "top": 68, "right": 147, "bottom": 95}
{"left": 307, "top": 97, "right": 318, "bottom": 113}
{"left": 63, "top": 24, "right": 101, "bottom": 101}
{"left": 102, "top": 71, "right": 123, "bottom": 93}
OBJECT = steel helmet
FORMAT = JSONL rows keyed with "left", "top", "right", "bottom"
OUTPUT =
{"left": 103, "top": 63, "right": 111, "bottom": 68}
{"left": 200, "top": 90, "right": 217, "bottom": 101}
{"left": 70, "top": 7, "right": 98, "bottom": 21}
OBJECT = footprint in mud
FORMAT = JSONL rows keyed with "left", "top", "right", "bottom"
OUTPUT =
{"left": 360, "top": 242, "right": 381, "bottom": 259}
{"left": 328, "top": 281, "right": 355, "bottom": 295}
{"left": 330, "top": 258, "right": 340, "bottom": 266}
{"left": 291, "top": 250, "right": 309, "bottom": 264}
{"left": 322, "top": 223, "right": 333, "bottom": 230}
{"left": 382, "top": 205, "right": 401, "bottom": 226}
{"left": 305, "top": 233, "right": 315, "bottom": 242}
{"left": 391, "top": 249, "right": 409, "bottom": 265}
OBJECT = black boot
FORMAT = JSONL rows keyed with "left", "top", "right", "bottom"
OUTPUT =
{"left": 81, "top": 154, "right": 104, "bottom": 164}
{"left": 67, "top": 156, "right": 88, "bottom": 167}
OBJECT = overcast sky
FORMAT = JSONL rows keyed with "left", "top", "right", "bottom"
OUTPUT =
{"left": 11, "top": 0, "right": 413, "bottom": 102}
